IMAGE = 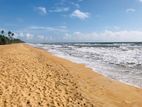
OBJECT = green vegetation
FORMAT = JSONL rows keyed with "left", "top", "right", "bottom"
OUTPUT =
{"left": 0, "top": 30, "right": 24, "bottom": 45}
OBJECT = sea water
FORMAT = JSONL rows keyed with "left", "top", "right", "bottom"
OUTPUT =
{"left": 29, "top": 42, "right": 142, "bottom": 88}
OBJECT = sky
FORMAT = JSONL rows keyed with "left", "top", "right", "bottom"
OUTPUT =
{"left": 0, "top": 0, "right": 142, "bottom": 43}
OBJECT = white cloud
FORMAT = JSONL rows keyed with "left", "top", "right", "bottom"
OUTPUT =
{"left": 16, "top": 29, "right": 142, "bottom": 43}
{"left": 71, "top": 2, "right": 80, "bottom": 8}
{"left": 14, "top": 25, "right": 142, "bottom": 43}
{"left": 58, "top": 26, "right": 67, "bottom": 29}
{"left": 139, "top": 0, "right": 142, "bottom": 2}
{"left": 65, "top": 30, "right": 142, "bottom": 42}
{"left": 29, "top": 26, "right": 68, "bottom": 32}
{"left": 37, "top": 35, "right": 45, "bottom": 40}
{"left": 15, "top": 32, "right": 34, "bottom": 42}
{"left": 71, "top": 9, "right": 90, "bottom": 20}
{"left": 126, "top": 8, "right": 136, "bottom": 13}
{"left": 49, "top": 7, "right": 69, "bottom": 13}
{"left": 105, "top": 26, "right": 120, "bottom": 31}
{"left": 36, "top": 6, "right": 47, "bottom": 15}
{"left": 78, "top": 0, "right": 84, "bottom": 2}
{"left": 26, "top": 33, "right": 33, "bottom": 39}
{"left": 15, "top": 25, "right": 68, "bottom": 43}
{"left": 15, "top": 32, "right": 48, "bottom": 43}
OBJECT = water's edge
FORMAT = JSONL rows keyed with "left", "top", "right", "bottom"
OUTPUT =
{"left": 28, "top": 43, "right": 142, "bottom": 88}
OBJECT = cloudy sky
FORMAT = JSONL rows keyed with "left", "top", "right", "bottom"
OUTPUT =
{"left": 0, "top": 0, "right": 142, "bottom": 43}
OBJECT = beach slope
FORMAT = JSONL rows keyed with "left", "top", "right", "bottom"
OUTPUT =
{"left": 0, "top": 44, "right": 142, "bottom": 107}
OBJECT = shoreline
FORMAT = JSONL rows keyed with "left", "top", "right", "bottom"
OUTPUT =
{"left": 32, "top": 44, "right": 142, "bottom": 89}
{"left": 0, "top": 44, "right": 142, "bottom": 106}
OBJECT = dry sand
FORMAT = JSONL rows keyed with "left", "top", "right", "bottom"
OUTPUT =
{"left": 0, "top": 44, "right": 142, "bottom": 107}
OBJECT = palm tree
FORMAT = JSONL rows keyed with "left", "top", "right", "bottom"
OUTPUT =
{"left": 1, "top": 30, "right": 4, "bottom": 35}
{"left": 8, "top": 31, "right": 12, "bottom": 40}
{"left": 8, "top": 31, "right": 11, "bottom": 36}
{"left": 11, "top": 33, "right": 14, "bottom": 37}
{"left": 11, "top": 33, "right": 14, "bottom": 41}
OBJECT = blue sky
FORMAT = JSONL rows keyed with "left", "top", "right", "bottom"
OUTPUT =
{"left": 0, "top": 0, "right": 142, "bottom": 42}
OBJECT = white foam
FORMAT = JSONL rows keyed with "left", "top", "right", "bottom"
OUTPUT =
{"left": 29, "top": 43, "right": 142, "bottom": 88}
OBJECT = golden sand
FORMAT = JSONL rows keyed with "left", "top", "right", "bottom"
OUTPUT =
{"left": 0, "top": 44, "right": 142, "bottom": 107}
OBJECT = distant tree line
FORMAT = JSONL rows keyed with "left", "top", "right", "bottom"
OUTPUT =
{"left": 0, "top": 30, "right": 24, "bottom": 45}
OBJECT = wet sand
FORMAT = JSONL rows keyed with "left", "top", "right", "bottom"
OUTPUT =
{"left": 0, "top": 44, "right": 142, "bottom": 107}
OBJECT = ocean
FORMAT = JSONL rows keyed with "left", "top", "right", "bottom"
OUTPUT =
{"left": 29, "top": 42, "right": 142, "bottom": 88}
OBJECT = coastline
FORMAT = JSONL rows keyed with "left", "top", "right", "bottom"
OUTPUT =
{"left": 0, "top": 44, "right": 142, "bottom": 107}
{"left": 32, "top": 43, "right": 142, "bottom": 88}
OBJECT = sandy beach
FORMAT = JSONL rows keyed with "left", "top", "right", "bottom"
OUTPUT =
{"left": 0, "top": 44, "right": 142, "bottom": 107}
